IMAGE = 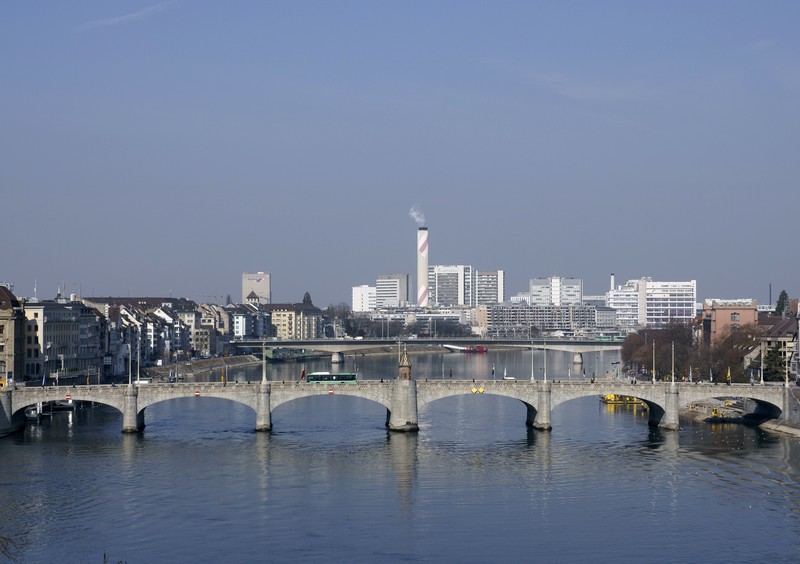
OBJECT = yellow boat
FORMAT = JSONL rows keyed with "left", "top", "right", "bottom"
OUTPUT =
{"left": 600, "top": 394, "right": 642, "bottom": 405}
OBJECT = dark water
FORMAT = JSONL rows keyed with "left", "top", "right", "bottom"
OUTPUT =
{"left": 2, "top": 350, "right": 800, "bottom": 563}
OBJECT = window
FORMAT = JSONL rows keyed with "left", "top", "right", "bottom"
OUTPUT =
{"left": 731, "top": 312, "right": 740, "bottom": 322}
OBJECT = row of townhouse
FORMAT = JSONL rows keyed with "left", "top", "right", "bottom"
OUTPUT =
{"left": 0, "top": 286, "right": 324, "bottom": 384}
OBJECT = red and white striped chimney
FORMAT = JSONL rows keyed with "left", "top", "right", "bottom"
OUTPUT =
{"left": 417, "top": 227, "right": 429, "bottom": 307}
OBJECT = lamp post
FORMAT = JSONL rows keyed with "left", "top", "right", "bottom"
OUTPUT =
{"left": 136, "top": 334, "right": 141, "bottom": 385}
{"left": 543, "top": 341, "right": 547, "bottom": 382}
{"left": 652, "top": 341, "right": 655, "bottom": 384}
{"left": 671, "top": 341, "right": 675, "bottom": 385}
{"left": 760, "top": 341, "right": 764, "bottom": 385}
{"left": 530, "top": 338, "right": 534, "bottom": 382}
{"left": 261, "top": 339, "right": 267, "bottom": 384}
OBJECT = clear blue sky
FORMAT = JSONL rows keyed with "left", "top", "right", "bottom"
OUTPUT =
{"left": 2, "top": 1, "right": 798, "bottom": 307}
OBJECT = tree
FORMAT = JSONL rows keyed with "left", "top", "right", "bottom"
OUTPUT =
{"left": 775, "top": 289, "right": 789, "bottom": 315}
{"left": 710, "top": 323, "right": 760, "bottom": 383}
{"left": 763, "top": 344, "right": 785, "bottom": 381}
{"left": 302, "top": 292, "right": 312, "bottom": 305}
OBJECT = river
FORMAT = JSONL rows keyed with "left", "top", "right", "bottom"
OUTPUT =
{"left": 1, "top": 349, "right": 799, "bottom": 563}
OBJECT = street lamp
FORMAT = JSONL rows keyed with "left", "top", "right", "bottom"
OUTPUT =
{"left": 530, "top": 338, "right": 534, "bottom": 382}
{"left": 261, "top": 339, "right": 267, "bottom": 384}
{"left": 671, "top": 341, "right": 675, "bottom": 385}
{"left": 543, "top": 341, "right": 547, "bottom": 382}
{"left": 652, "top": 341, "right": 656, "bottom": 384}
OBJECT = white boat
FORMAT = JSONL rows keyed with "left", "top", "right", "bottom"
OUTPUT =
{"left": 502, "top": 367, "right": 515, "bottom": 380}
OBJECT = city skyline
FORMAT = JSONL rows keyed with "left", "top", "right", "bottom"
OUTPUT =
{"left": 2, "top": 2, "right": 798, "bottom": 307}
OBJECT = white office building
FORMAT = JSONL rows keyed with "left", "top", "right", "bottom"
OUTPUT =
{"left": 376, "top": 274, "right": 410, "bottom": 308}
{"left": 352, "top": 285, "right": 376, "bottom": 312}
{"left": 607, "top": 278, "right": 696, "bottom": 328}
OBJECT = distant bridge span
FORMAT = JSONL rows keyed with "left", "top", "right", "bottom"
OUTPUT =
{"left": 232, "top": 338, "right": 622, "bottom": 356}
{"left": 3, "top": 380, "right": 795, "bottom": 438}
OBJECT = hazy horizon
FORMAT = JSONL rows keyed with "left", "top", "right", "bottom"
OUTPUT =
{"left": 2, "top": 2, "right": 798, "bottom": 307}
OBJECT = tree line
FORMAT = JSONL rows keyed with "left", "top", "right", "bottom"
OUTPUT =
{"left": 621, "top": 322, "right": 788, "bottom": 383}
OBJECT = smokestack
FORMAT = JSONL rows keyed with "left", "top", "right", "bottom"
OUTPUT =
{"left": 610, "top": 273, "right": 615, "bottom": 292}
{"left": 417, "top": 227, "right": 429, "bottom": 307}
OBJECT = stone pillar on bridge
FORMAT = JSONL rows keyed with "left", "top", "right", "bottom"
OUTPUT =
{"left": 255, "top": 382, "right": 272, "bottom": 432}
{"left": 387, "top": 349, "right": 418, "bottom": 432}
{"left": 122, "top": 385, "right": 144, "bottom": 433}
{"left": 659, "top": 385, "right": 680, "bottom": 430}
{"left": 531, "top": 381, "right": 552, "bottom": 431}
{"left": 0, "top": 390, "right": 23, "bottom": 437}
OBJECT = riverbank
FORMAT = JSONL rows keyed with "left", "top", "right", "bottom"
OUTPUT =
{"left": 682, "top": 398, "right": 800, "bottom": 437}
{"left": 143, "top": 355, "right": 260, "bottom": 381}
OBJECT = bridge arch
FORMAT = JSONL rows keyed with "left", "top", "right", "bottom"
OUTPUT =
{"left": 11, "top": 387, "right": 126, "bottom": 418}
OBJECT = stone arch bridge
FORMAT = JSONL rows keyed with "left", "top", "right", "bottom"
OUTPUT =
{"left": 2, "top": 380, "right": 795, "bottom": 438}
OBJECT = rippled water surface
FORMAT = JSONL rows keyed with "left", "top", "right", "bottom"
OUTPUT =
{"left": 2, "top": 351, "right": 800, "bottom": 563}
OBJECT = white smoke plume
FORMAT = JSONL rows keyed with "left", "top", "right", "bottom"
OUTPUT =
{"left": 409, "top": 206, "right": 426, "bottom": 227}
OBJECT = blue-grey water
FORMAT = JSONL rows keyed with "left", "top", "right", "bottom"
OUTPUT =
{"left": 2, "top": 349, "right": 800, "bottom": 563}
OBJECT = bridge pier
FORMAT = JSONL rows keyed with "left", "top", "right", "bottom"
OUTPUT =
{"left": 122, "top": 386, "right": 144, "bottom": 433}
{"left": 331, "top": 352, "right": 344, "bottom": 364}
{"left": 0, "top": 391, "right": 24, "bottom": 437}
{"left": 531, "top": 382, "right": 552, "bottom": 431}
{"left": 657, "top": 385, "right": 680, "bottom": 430}
{"left": 387, "top": 379, "right": 419, "bottom": 432}
{"left": 255, "top": 383, "right": 272, "bottom": 432}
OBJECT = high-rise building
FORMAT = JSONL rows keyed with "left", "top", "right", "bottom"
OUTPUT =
{"left": 376, "top": 274, "right": 410, "bottom": 308}
{"left": 242, "top": 272, "right": 271, "bottom": 305}
{"left": 429, "top": 265, "right": 474, "bottom": 307}
{"left": 529, "top": 277, "right": 582, "bottom": 307}
{"left": 475, "top": 270, "right": 505, "bottom": 306}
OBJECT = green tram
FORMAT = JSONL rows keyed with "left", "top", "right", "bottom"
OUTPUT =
{"left": 305, "top": 371, "right": 358, "bottom": 384}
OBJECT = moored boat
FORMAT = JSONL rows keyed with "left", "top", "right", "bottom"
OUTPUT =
{"left": 600, "top": 394, "right": 642, "bottom": 405}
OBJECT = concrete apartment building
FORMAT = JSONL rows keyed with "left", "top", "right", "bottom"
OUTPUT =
{"left": 22, "top": 297, "right": 106, "bottom": 383}
{"left": 475, "top": 302, "right": 598, "bottom": 337}
{"left": 264, "top": 303, "right": 324, "bottom": 339}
